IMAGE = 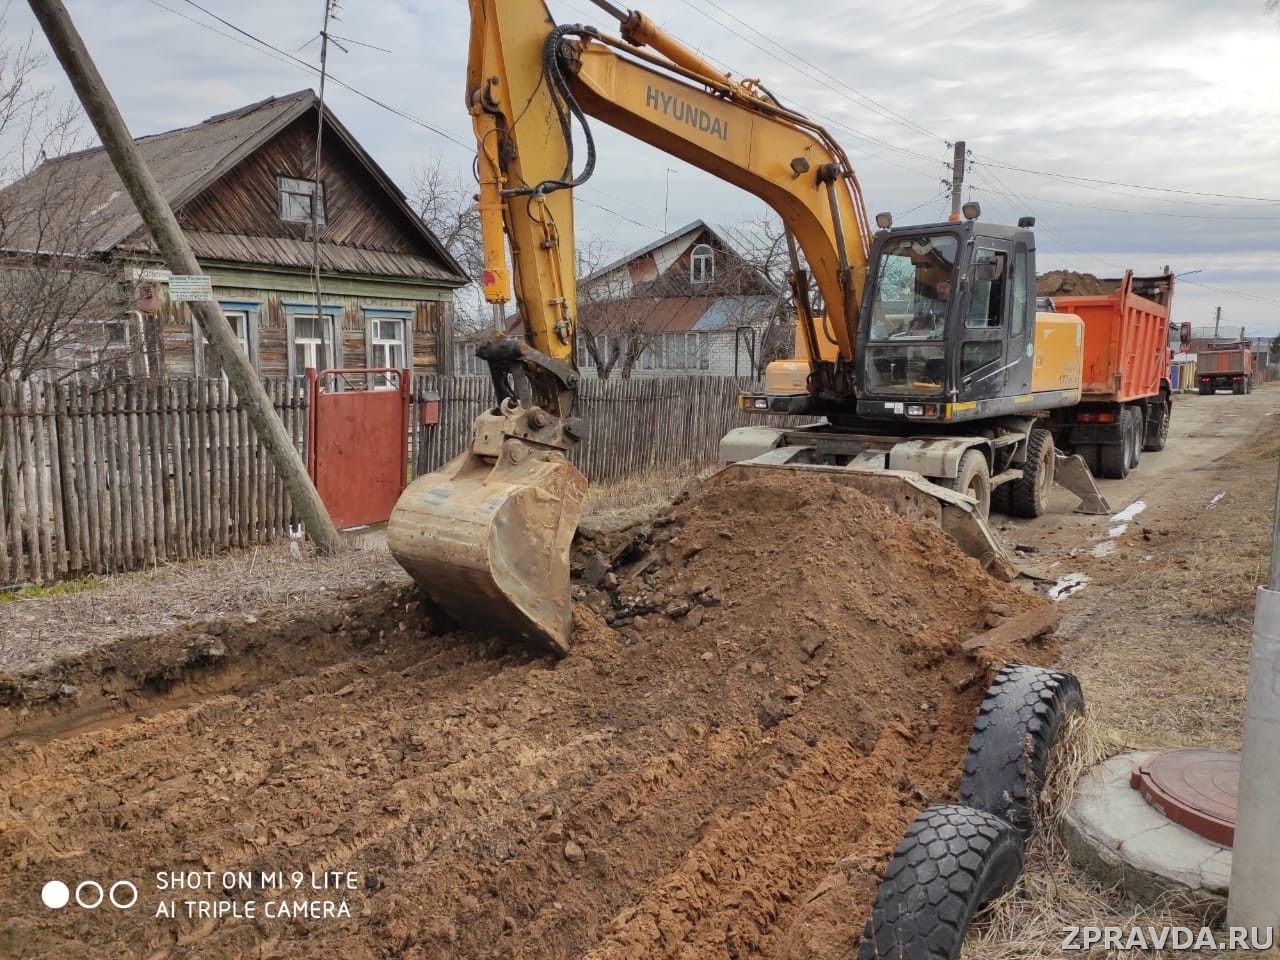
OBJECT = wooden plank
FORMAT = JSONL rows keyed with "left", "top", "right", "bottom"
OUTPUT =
{"left": 137, "top": 384, "right": 157, "bottom": 568}
{"left": 171, "top": 383, "right": 190, "bottom": 561}
{"left": 962, "top": 606, "right": 1063, "bottom": 655}
{"left": 210, "top": 378, "right": 224, "bottom": 551}
{"left": 193, "top": 378, "right": 208, "bottom": 555}
{"left": 43, "top": 384, "right": 68, "bottom": 576}
{"left": 147, "top": 383, "right": 165, "bottom": 563}
{"left": 0, "top": 382, "right": 20, "bottom": 582}
{"left": 29, "top": 382, "right": 56, "bottom": 579}
{"left": 19, "top": 383, "right": 44, "bottom": 581}
{"left": 82, "top": 385, "right": 102, "bottom": 574}
{"left": 56, "top": 385, "right": 84, "bottom": 576}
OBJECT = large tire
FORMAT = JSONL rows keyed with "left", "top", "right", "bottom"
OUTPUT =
{"left": 1010, "top": 428, "right": 1053, "bottom": 518}
{"left": 857, "top": 804, "right": 1024, "bottom": 960}
{"left": 1233, "top": 381, "right": 1244, "bottom": 395}
{"left": 941, "top": 450, "right": 991, "bottom": 520}
{"left": 1097, "top": 422, "right": 1129, "bottom": 479}
{"left": 959, "top": 664, "right": 1084, "bottom": 836}
{"left": 1126, "top": 408, "right": 1142, "bottom": 470}
{"left": 1143, "top": 396, "right": 1170, "bottom": 452}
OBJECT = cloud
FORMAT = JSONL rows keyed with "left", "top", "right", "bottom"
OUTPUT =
{"left": 8, "top": 0, "right": 1278, "bottom": 330}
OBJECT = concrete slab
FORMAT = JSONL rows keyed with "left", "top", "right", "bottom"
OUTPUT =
{"left": 1062, "top": 751, "right": 1230, "bottom": 919}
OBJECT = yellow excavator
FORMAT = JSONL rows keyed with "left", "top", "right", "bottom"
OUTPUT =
{"left": 388, "top": 0, "right": 1106, "bottom": 654}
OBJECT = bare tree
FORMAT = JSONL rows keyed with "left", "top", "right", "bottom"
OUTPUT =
{"left": 0, "top": 8, "right": 125, "bottom": 382}
{"left": 408, "top": 156, "right": 484, "bottom": 334}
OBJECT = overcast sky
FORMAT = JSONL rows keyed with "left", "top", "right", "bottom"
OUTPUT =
{"left": 8, "top": 0, "right": 1280, "bottom": 334}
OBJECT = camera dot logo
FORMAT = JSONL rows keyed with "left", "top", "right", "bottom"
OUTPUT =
{"left": 41, "top": 880, "right": 70, "bottom": 909}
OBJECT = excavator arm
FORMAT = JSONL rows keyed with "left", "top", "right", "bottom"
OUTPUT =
{"left": 467, "top": 0, "right": 871, "bottom": 387}
{"left": 390, "top": 0, "right": 877, "bottom": 653}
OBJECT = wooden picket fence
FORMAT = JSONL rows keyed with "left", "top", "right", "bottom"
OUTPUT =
{"left": 1, "top": 374, "right": 787, "bottom": 586}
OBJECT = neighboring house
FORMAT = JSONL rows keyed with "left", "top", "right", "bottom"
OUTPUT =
{"left": 474, "top": 220, "right": 783, "bottom": 379}
{"left": 0, "top": 89, "right": 466, "bottom": 385}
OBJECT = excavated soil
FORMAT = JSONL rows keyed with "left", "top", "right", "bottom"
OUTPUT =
{"left": 1, "top": 473, "right": 1054, "bottom": 959}
{"left": 1036, "top": 270, "right": 1118, "bottom": 297}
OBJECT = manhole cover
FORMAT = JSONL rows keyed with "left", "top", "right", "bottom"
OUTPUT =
{"left": 1130, "top": 749, "right": 1238, "bottom": 846}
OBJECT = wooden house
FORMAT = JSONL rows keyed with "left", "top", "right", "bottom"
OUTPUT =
{"left": 480, "top": 220, "right": 782, "bottom": 379}
{"left": 0, "top": 89, "right": 466, "bottom": 384}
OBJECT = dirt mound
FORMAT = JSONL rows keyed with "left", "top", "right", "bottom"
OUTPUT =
{"left": 1036, "top": 270, "right": 1117, "bottom": 297}
{"left": 0, "top": 473, "right": 1053, "bottom": 959}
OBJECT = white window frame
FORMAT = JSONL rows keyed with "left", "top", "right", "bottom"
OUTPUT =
{"left": 290, "top": 313, "right": 331, "bottom": 389}
{"left": 199, "top": 310, "right": 252, "bottom": 382}
{"left": 369, "top": 316, "right": 407, "bottom": 388}
{"left": 690, "top": 243, "right": 714, "bottom": 284}
{"left": 278, "top": 176, "right": 326, "bottom": 225}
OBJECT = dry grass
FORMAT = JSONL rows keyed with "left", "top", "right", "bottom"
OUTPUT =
{"left": 583, "top": 462, "right": 711, "bottom": 531}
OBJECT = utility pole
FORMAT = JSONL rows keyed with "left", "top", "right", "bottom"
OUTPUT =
{"left": 310, "top": 1, "right": 340, "bottom": 360}
{"left": 1229, "top": 451, "right": 1280, "bottom": 931}
{"left": 27, "top": 0, "right": 342, "bottom": 553}
{"left": 1214, "top": 305, "right": 1222, "bottom": 338}
{"left": 664, "top": 167, "right": 677, "bottom": 233}
{"left": 947, "top": 141, "right": 966, "bottom": 222}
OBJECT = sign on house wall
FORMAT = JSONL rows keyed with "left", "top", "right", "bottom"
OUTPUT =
{"left": 169, "top": 275, "right": 214, "bottom": 302}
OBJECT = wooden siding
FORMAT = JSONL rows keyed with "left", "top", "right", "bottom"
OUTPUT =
{"left": 147, "top": 285, "right": 442, "bottom": 379}
{"left": 178, "top": 115, "right": 427, "bottom": 257}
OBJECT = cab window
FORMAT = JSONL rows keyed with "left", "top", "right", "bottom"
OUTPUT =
{"left": 966, "top": 249, "right": 1008, "bottom": 329}
{"left": 1011, "top": 247, "right": 1028, "bottom": 337}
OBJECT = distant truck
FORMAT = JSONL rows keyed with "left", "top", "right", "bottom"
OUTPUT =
{"left": 1040, "top": 271, "right": 1177, "bottom": 480}
{"left": 1196, "top": 341, "right": 1254, "bottom": 395}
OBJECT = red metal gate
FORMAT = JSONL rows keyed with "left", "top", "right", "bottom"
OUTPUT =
{"left": 306, "top": 368, "right": 410, "bottom": 529}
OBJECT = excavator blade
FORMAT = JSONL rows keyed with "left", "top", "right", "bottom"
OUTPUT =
{"left": 707, "top": 458, "right": 1020, "bottom": 582}
{"left": 1054, "top": 453, "right": 1112, "bottom": 515}
{"left": 387, "top": 446, "right": 587, "bottom": 655}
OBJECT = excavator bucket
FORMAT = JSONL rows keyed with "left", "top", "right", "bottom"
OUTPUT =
{"left": 388, "top": 437, "right": 586, "bottom": 656}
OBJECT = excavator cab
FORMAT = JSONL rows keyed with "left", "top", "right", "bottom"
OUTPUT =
{"left": 855, "top": 216, "right": 1053, "bottom": 424}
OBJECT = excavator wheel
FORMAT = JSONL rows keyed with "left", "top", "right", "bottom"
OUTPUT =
{"left": 941, "top": 450, "right": 991, "bottom": 521}
{"left": 1010, "top": 429, "right": 1054, "bottom": 519}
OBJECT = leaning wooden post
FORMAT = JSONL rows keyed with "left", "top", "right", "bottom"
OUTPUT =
{"left": 27, "top": 0, "right": 341, "bottom": 553}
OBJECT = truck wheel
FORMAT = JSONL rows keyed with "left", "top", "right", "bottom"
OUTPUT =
{"left": 959, "top": 664, "right": 1085, "bottom": 836}
{"left": 1143, "top": 397, "right": 1170, "bottom": 452}
{"left": 1010, "top": 429, "right": 1053, "bottom": 518}
{"left": 1233, "top": 381, "right": 1243, "bottom": 395}
{"left": 1246, "top": 380, "right": 1253, "bottom": 395}
{"left": 857, "top": 804, "right": 1024, "bottom": 960}
{"left": 1098, "top": 426, "right": 1129, "bottom": 479}
{"left": 942, "top": 450, "right": 991, "bottom": 520}
{"left": 1126, "top": 408, "right": 1142, "bottom": 469}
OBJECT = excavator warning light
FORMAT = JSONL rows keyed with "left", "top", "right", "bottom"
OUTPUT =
{"left": 874, "top": 211, "right": 893, "bottom": 230}
{"left": 1018, "top": 216, "right": 1036, "bottom": 228}
{"left": 961, "top": 202, "right": 981, "bottom": 220}
{"left": 790, "top": 156, "right": 811, "bottom": 177}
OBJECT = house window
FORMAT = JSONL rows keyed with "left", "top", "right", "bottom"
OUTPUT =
{"left": 278, "top": 176, "right": 326, "bottom": 224}
{"left": 370, "top": 317, "right": 407, "bottom": 387}
{"left": 690, "top": 244, "right": 714, "bottom": 284}
{"left": 576, "top": 335, "right": 594, "bottom": 369}
{"left": 292, "top": 314, "right": 328, "bottom": 387}
{"left": 201, "top": 311, "right": 252, "bottom": 381}
{"left": 104, "top": 317, "right": 128, "bottom": 344}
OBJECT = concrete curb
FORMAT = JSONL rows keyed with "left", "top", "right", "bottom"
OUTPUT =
{"left": 1062, "top": 751, "right": 1229, "bottom": 921}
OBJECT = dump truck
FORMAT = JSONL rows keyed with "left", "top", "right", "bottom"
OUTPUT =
{"left": 387, "top": 0, "right": 1108, "bottom": 653}
{"left": 1041, "top": 271, "right": 1177, "bottom": 480}
{"left": 1196, "top": 341, "right": 1255, "bottom": 395}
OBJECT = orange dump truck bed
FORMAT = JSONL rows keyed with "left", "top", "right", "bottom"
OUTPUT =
{"left": 1051, "top": 271, "right": 1174, "bottom": 403}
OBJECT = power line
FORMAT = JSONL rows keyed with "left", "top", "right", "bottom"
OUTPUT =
{"left": 672, "top": 0, "right": 945, "bottom": 145}
{"left": 972, "top": 153, "right": 1280, "bottom": 205}
{"left": 148, "top": 0, "right": 666, "bottom": 234}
